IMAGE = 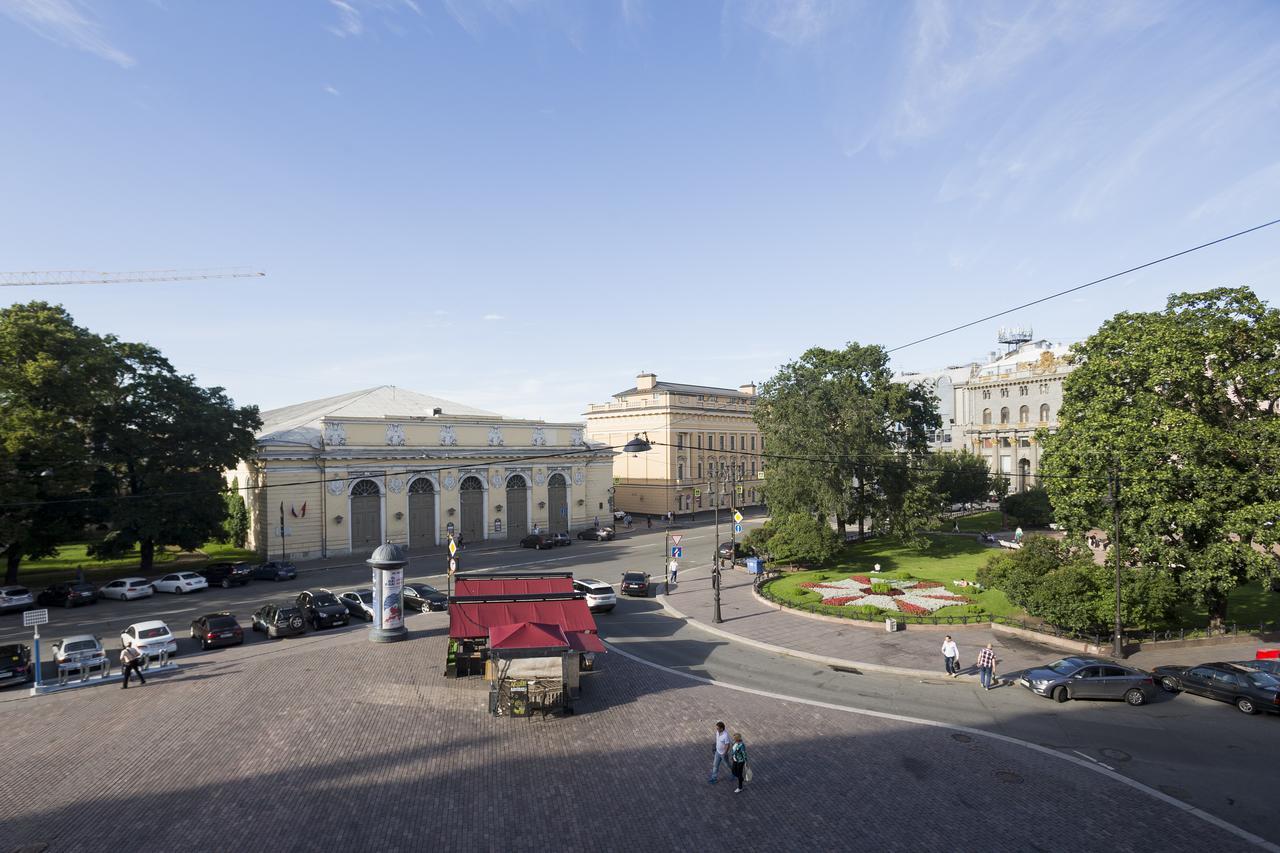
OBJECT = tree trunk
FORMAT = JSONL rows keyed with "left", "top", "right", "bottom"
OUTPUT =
{"left": 4, "top": 546, "right": 21, "bottom": 586}
{"left": 139, "top": 538, "right": 155, "bottom": 573}
{"left": 1206, "top": 592, "right": 1228, "bottom": 631}
{"left": 836, "top": 516, "right": 846, "bottom": 539}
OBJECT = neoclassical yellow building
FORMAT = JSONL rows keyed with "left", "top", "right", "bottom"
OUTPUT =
{"left": 584, "top": 373, "right": 765, "bottom": 517}
{"left": 230, "top": 386, "right": 615, "bottom": 560}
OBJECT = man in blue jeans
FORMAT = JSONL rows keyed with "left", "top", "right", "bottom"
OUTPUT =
{"left": 708, "top": 721, "right": 731, "bottom": 783}
{"left": 977, "top": 643, "right": 997, "bottom": 690}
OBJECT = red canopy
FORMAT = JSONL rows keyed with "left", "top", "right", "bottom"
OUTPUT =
{"left": 488, "top": 622, "right": 569, "bottom": 651}
{"left": 567, "top": 631, "right": 606, "bottom": 654}
{"left": 450, "top": 598, "right": 598, "bottom": 639}
{"left": 454, "top": 577, "right": 574, "bottom": 597}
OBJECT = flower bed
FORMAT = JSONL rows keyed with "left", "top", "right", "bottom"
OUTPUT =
{"left": 799, "top": 575, "right": 970, "bottom": 614}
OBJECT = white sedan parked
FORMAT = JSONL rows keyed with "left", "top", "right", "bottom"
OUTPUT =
{"left": 121, "top": 621, "right": 178, "bottom": 659}
{"left": 150, "top": 572, "right": 208, "bottom": 594}
{"left": 99, "top": 577, "right": 156, "bottom": 601}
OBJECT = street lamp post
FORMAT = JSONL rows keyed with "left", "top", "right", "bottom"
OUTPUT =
{"left": 1109, "top": 464, "right": 1124, "bottom": 659}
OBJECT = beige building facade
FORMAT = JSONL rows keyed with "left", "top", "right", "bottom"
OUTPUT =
{"left": 584, "top": 373, "right": 765, "bottom": 517}
{"left": 230, "top": 386, "right": 615, "bottom": 560}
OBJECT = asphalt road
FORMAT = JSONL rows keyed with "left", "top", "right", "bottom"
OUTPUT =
{"left": 3, "top": 520, "right": 1278, "bottom": 845}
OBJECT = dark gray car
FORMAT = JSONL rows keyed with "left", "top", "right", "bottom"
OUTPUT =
{"left": 1017, "top": 656, "right": 1156, "bottom": 705}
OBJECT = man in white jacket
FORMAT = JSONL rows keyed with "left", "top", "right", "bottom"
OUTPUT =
{"left": 941, "top": 636, "right": 959, "bottom": 677}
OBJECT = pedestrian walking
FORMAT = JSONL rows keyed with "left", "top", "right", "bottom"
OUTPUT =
{"left": 953, "top": 520, "right": 960, "bottom": 533}
{"left": 730, "top": 733, "right": 749, "bottom": 793}
{"left": 977, "top": 643, "right": 997, "bottom": 689}
{"left": 708, "top": 721, "right": 731, "bottom": 784}
{"left": 669, "top": 560, "right": 678, "bottom": 586}
{"left": 120, "top": 641, "right": 146, "bottom": 689}
{"left": 647, "top": 515, "right": 653, "bottom": 529}
{"left": 594, "top": 515, "right": 600, "bottom": 529}
{"left": 624, "top": 514, "right": 632, "bottom": 528}
{"left": 942, "top": 635, "right": 959, "bottom": 677}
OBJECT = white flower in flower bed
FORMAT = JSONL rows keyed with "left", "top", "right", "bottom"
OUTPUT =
{"left": 799, "top": 575, "right": 971, "bottom": 615}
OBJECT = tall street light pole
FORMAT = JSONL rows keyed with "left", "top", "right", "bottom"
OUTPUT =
{"left": 1110, "top": 463, "right": 1124, "bottom": 658}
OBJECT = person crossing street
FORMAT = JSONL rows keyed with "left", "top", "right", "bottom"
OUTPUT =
{"left": 977, "top": 643, "right": 997, "bottom": 689}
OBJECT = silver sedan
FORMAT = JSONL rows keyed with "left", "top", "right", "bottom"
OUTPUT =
{"left": 1017, "top": 657, "right": 1156, "bottom": 705}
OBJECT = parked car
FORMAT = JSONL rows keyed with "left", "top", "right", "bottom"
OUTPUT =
{"left": 340, "top": 589, "right": 376, "bottom": 621}
{"left": 577, "top": 527, "right": 615, "bottom": 541}
{"left": 574, "top": 578, "right": 616, "bottom": 613}
{"left": 151, "top": 572, "right": 209, "bottom": 595}
{"left": 0, "top": 585, "right": 35, "bottom": 613}
{"left": 403, "top": 583, "right": 448, "bottom": 612}
{"left": 549, "top": 532, "right": 572, "bottom": 547}
{"left": 120, "top": 620, "right": 178, "bottom": 659}
{"left": 520, "top": 534, "right": 555, "bottom": 550}
{"left": 717, "top": 542, "right": 748, "bottom": 562}
{"left": 620, "top": 571, "right": 651, "bottom": 597}
{"left": 37, "top": 582, "right": 98, "bottom": 608}
{"left": 252, "top": 561, "right": 297, "bottom": 582}
{"left": 1017, "top": 657, "right": 1156, "bottom": 705}
{"left": 1230, "top": 658, "right": 1280, "bottom": 677}
{"left": 251, "top": 603, "right": 307, "bottom": 638}
{"left": 189, "top": 613, "right": 245, "bottom": 650}
{"left": 1153, "top": 662, "right": 1280, "bottom": 715}
{"left": 296, "top": 589, "right": 350, "bottom": 629}
{"left": 0, "top": 643, "right": 34, "bottom": 687}
{"left": 51, "top": 634, "right": 106, "bottom": 665}
{"left": 98, "top": 577, "right": 155, "bottom": 601}
{"left": 198, "top": 562, "right": 252, "bottom": 589}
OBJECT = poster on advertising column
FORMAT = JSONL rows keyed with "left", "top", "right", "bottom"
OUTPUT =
{"left": 372, "top": 566, "right": 405, "bottom": 631}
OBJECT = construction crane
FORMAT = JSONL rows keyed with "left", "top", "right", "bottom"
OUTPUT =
{"left": 0, "top": 268, "right": 265, "bottom": 287}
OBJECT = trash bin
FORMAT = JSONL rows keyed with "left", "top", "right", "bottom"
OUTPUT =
{"left": 884, "top": 617, "right": 899, "bottom": 633}
{"left": 745, "top": 558, "right": 762, "bottom": 575}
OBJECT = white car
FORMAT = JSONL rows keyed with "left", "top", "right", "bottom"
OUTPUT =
{"left": 51, "top": 634, "right": 106, "bottom": 665}
{"left": 150, "top": 572, "right": 208, "bottom": 594}
{"left": 574, "top": 578, "right": 616, "bottom": 613}
{"left": 0, "top": 585, "right": 35, "bottom": 613}
{"left": 121, "top": 621, "right": 177, "bottom": 659}
{"left": 340, "top": 589, "right": 376, "bottom": 621}
{"left": 99, "top": 577, "right": 155, "bottom": 601}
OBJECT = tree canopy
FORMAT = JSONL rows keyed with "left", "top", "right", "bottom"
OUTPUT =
{"left": 1038, "top": 287, "right": 1280, "bottom": 625}
{"left": 934, "top": 449, "right": 998, "bottom": 506}
{"left": 755, "top": 342, "right": 940, "bottom": 545}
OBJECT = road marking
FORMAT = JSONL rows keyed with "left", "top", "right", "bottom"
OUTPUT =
{"left": 1071, "top": 749, "right": 1116, "bottom": 771}
{"left": 605, "top": 642, "right": 1280, "bottom": 853}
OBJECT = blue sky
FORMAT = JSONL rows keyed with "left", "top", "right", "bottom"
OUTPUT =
{"left": 2, "top": 0, "right": 1278, "bottom": 422}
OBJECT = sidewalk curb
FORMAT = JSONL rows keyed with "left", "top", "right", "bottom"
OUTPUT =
{"left": 655, "top": 591, "right": 970, "bottom": 683}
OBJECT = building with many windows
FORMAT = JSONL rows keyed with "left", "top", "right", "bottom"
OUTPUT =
{"left": 895, "top": 332, "right": 1075, "bottom": 491}
{"left": 584, "top": 373, "right": 765, "bottom": 516}
{"left": 230, "top": 386, "right": 615, "bottom": 560}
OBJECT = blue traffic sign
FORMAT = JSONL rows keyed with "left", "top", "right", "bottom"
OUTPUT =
{"left": 671, "top": 546, "right": 682, "bottom": 558}
{"left": 734, "top": 523, "right": 742, "bottom": 534}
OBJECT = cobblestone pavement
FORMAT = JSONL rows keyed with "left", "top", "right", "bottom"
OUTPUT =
{"left": 663, "top": 568, "right": 1270, "bottom": 677}
{"left": 0, "top": 616, "right": 1259, "bottom": 853}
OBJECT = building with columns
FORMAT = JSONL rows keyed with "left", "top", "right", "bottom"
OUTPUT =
{"left": 584, "top": 372, "right": 765, "bottom": 516}
{"left": 230, "top": 386, "right": 615, "bottom": 560}
{"left": 895, "top": 332, "right": 1075, "bottom": 491}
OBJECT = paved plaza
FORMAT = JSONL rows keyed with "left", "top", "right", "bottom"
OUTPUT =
{"left": 0, "top": 615, "right": 1257, "bottom": 853}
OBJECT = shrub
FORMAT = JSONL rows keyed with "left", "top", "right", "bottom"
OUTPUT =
{"left": 767, "top": 514, "right": 843, "bottom": 567}
{"left": 1000, "top": 487, "right": 1054, "bottom": 528}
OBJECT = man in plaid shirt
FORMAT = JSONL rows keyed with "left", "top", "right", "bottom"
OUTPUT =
{"left": 977, "top": 643, "right": 997, "bottom": 690}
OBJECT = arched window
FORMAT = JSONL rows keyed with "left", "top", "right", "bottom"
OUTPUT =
{"left": 408, "top": 477, "right": 433, "bottom": 494}
{"left": 1000, "top": 407, "right": 1010, "bottom": 424}
{"left": 982, "top": 408, "right": 992, "bottom": 425}
{"left": 459, "top": 476, "right": 484, "bottom": 491}
{"left": 505, "top": 474, "right": 527, "bottom": 489}
{"left": 351, "top": 479, "right": 380, "bottom": 496}
{"left": 1018, "top": 405, "right": 1029, "bottom": 424}
{"left": 1040, "top": 403, "right": 1051, "bottom": 422}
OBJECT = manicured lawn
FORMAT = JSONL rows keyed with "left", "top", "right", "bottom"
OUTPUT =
{"left": 16, "top": 540, "right": 258, "bottom": 585}
{"left": 763, "top": 535, "right": 1022, "bottom": 621}
{"left": 944, "top": 511, "right": 1005, "bottom": 533}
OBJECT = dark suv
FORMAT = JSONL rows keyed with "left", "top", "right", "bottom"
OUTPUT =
{"left": 0, "top": 643, "right": 34, "bottom": 688}
{"left": 190, "top": 613, "right": 245, "bottom": 650}
{"left": 252, "top": 561, "right": 297, "bottom": 582}
{"left": 251, "top": 603, "right": 307, "bottom": 638}
{"left": 199, "top": 562, "right": 253, "bottom": 589}
{"left": 296, "top": 589, "right": 350, "bottom": 630}
{"left": 36, "top": 582, "right": 98, "bottom": 608}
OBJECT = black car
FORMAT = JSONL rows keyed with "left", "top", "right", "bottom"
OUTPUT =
{"left": 549, "top": 532, "right": 572, "bottom": 547}
{"left": 189, "top": 612, "right": 245, "bottom": 650}
{"left": 199, "top": 562, "right": 253, "bottom": 589}
{"left": 0, "top": 643, "right": 34, "bottom": 688}
{"left": 717, "top": 542, "right": 746, "bottom": 562}
{"left": 520, "top": 534, "right": 554, "bottom": 550}
{"left": 36, "top": 582, "right": 98, "bottom": 608}
{"left": 403, "top": 583, "right": 448, "bottom": 612}
{"left": 1154, "top": 662, "right": 1280, "bottom": 715}
{"left": 620, "top": 571, "right": 651, "bottom": 597}
{"left": 251, "top": 603, "right": 307, "bottom": 638}
{"left": 252, "top": 561, "right": 297, "bottom": 582}
{"left": 577, "top": 527, "right": 615, "bottom": 541}
{"left": 296, "top": 589, "right": 350, "bottom": 629}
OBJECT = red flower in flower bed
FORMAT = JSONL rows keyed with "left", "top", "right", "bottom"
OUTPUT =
{"left": 850, "top": 575, "right": 872, "bottom": 584}
{"left": 821, "top": 595, "right": 867, "bottom": 606}
{"left": 894, "top": 600, "right": 931, "bottom": 615}
{"left": 918, "top": 593, "right": 971, "bottom": 603}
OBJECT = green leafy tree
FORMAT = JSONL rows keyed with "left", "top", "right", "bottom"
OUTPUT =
{"left": 764, "top": 513, "right": 842, "bottom": 567}
{"left": 88, "top": 344, "right": 261, "bottom": 572}
{"left": 222, "top": 477, "right": 250, "bottom": 548}
{"left": 0, "top": 303, "right": 121, "bottom": 584}
{"left": 755, "top": 343, "right": 939, "bottom": 544}
{"left": 1039, "top": 287, "right": 1280, "bottom": 627}
{"left": 1000, "top": 487, "right": 1054, "bottom": 528}
{"left": 935, "top": 449, "right": 996, "bottom": 506}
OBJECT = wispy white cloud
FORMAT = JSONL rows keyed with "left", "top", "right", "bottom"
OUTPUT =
{"left": 1188, "top": 161, "right": 1280, "bottom": 222}
{"left": 327, "top": 0, "right": 363, "bottom": 37}
{"left": 0, "top": 0, "right": 135, "bottom": 67}
{"left": 323, "top": 84, "right": 341, "bottom": 96}
{"left": 482, "top": 313, "right": 505, "bottom": 321}
{"left": 728, "top": 0, "right": 844, "bottom": 48}
{"left": 619, "top": 0, "right": 647, "bottom": 29}
{"left": 326, "top": 0, "right": 422, "bottom": 38}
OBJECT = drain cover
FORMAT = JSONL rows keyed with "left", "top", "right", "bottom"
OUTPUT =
{"left": 995, "top": 770, "right": 1024, "bottom": 784}
{"left": 950, "top": 733, "right": 972, "bottom": 743}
